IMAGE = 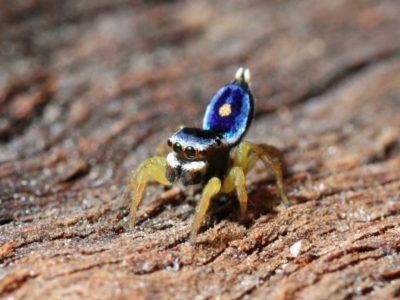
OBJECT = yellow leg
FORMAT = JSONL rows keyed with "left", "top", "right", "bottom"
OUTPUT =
{"left": 121, "top": 156, "right": 170, "bottom": 230}
{"left": 190, "top": 177, "right": 221, "bottom": 243}
{"left": 234, "top": 143, "right": 258, "bottom": 174}
{"left": 220, "top": 166, "right": 248, "bottom": 221}
{"left": 235, "top": 141, "right": 290, "bottom": 206}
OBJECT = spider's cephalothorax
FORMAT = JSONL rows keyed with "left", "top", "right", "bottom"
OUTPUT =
{"left": 122, "top": 68, "right": 289, "bottom": 243}
{"left": 165, "top": 128, "right": 230, "bottom": 186}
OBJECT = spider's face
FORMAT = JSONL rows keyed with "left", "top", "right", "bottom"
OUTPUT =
{"left": 165, "top": 127, "right": 230, "bottom": 186}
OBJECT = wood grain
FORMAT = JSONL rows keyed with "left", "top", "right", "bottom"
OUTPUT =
{"left": 0, "top": 0, "right": 399, "bottom": 299}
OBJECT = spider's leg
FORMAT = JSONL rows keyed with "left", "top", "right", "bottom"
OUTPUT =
{"left": 234, "top": 142, "right": 258, "bottom": 174}
{"left": 121, "top": 156, "right": 170, "bottom": 230}
{"left": 237, "top": 141, "right": 290, "bottom": 206}
{"left": 220, "top": 166, "right": 248, "bottom": 221}
{"left": 191, "top": 177, "right": 221, "bottom": 243}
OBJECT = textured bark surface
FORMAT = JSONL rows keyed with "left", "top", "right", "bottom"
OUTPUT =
{"left": 1, "top": 0, "right": 400, "bottom": 299}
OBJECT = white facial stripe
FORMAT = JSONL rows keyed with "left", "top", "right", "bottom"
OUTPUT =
{"left": 166, "top": 152, "right": 180, "bottom": 168}
{"left": 182, "top": 161, "right": 206, "bottom": 172}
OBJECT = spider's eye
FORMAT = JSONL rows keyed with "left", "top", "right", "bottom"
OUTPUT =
{"left": 199, "top": 149, "right": 207, "bottom": 157}
{"left": 173, "top": 142, "right": 182, "bottom": 154}
{"left": 185, "top": 146, "right": 196, "bottom": 158}
{"left": 167, "top": 140, "right": 172, "bottom": 147}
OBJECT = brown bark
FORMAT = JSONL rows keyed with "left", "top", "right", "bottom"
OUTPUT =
{"left": 1, "top": 0, "right": 399, "bottom": 299}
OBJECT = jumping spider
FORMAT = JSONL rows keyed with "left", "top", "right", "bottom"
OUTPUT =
{"left": 122, "top": 68, "right": 289, "bottom": 243}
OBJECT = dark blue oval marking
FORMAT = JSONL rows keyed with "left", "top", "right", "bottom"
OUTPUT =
{"left": 203, "top": 83, "right": 253, "bottom": 146}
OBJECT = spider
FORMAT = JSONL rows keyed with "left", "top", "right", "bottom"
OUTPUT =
{"left": 122, "top": 68, "right": 290, "bottom": 243}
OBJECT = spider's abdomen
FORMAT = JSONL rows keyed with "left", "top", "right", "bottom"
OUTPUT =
{"left": 203, "top": 68, "right": 254, "bottom": 146}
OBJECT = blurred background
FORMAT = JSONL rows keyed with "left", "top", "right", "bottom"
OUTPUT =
{"left": 1, "top": 1, "right": 400, "bottom": 299}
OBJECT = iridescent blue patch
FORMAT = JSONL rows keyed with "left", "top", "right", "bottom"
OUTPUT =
{"left": 203, "top": 83, "right": 253, "bottom": 146}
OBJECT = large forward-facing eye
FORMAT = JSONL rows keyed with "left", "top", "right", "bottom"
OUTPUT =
{"left": 185, "top": 146, "right": 196, "bottom": 158}
{"left": 173, "top": 142, "right": 183, "bottom": 154}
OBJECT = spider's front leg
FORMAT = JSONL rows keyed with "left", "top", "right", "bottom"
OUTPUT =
{"left": 220, "top": 166, "right": 248, "bottom": 221}
{"left": 234, "top": 141, "right": 290, "bottom": 206}
{"left": 191, "top": 167, "right": 247, "bottom": 243}
{"left": 120, "top": 156, "right": 170, "bottom": 230}
{"left": 190, "top": 177, "right": 221, "bottom": 243}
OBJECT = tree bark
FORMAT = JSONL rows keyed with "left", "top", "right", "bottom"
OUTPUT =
{"left": 0, "top": 0, "right": 399, "bottom": 299}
